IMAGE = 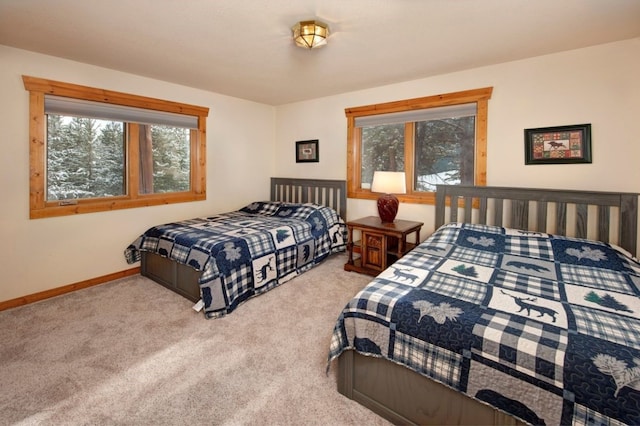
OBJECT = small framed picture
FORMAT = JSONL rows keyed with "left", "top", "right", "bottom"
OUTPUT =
{"left": 295, "top": 139, "right": 319, "bottom": 163}
{"left": 524, "top": 124, "right": 592, "bottom": 165}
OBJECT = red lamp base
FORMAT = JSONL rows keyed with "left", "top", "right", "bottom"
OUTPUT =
{"left": 377, "top": 193, "right": 399, "bottom": 223}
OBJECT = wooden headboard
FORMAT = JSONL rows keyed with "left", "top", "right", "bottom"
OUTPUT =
{"left": 435, "top": 184, "right": 639, "bottom": 257}
{"left": 270, "top": 177, "right": 347, "bottom": 219}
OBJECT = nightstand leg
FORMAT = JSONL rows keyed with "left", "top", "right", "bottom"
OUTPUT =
{"left": 347, "top": 226, "right": 354, "bottom": 265}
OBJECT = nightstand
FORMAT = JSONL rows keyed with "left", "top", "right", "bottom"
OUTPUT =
{"left": 344, "top": 216, "right": 423, "bottom": 276}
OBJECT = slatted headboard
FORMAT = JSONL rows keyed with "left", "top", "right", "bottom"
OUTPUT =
{"left": 435, "top": 185, "right": 639, "bottom": 257}
{"left": 270, "top": 177, "right": 347, "bottom": 219}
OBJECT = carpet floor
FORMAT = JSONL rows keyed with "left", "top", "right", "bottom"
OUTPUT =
{"left": 0, "top": 253, "right": 391, "bottom": 426}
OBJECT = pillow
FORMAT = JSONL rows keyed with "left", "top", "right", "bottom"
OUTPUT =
{"left": 238, "top": 201, "right": 282, "bottom": 216}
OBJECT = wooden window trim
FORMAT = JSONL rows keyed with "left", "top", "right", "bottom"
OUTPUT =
{"left": 346, "top": 87, "right": 493, "bottom": 205}
{"left": 23, "top": 76, "right": 209, "bottom": 219}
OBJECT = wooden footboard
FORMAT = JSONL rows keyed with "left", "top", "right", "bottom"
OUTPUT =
{"left": 337, "top": 351, "right": 524, "bottom": 426}
{"left": 141, "top": 251, "right": 201, "bottom": 302}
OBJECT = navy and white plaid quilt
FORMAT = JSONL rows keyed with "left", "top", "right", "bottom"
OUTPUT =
{"left": 125, "top": 202, "right": 346, "bottom": 318}
{"left": 328, "top": 222, "right": 640, "bottom": 425}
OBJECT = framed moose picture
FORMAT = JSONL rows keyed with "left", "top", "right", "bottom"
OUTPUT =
{"left": 524, "top": 124, "right": 592, "bottom": 165}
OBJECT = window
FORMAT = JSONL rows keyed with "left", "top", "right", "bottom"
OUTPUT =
{"left": 23, "top": 76, "right": 209, "bottom": 219}
{"left": 346, "top": 87, "right": 492, "bottom": 204}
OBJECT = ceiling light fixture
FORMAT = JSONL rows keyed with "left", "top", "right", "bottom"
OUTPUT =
{"left": 292, "top": 20, "right": 329, "bottom": 49}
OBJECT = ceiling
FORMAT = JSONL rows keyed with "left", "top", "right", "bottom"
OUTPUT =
{"left": 1, "top": 0, "right": 639, "bottom": 106}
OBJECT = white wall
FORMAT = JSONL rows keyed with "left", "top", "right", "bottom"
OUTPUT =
{"left": 0, "top": 46, "right": 276, "bottom": 303}
{"left": 275, "top": 38, "right": 640, "bottom": 239}
{"left": 2, "top": 37, "right": 639, "bottom": 304}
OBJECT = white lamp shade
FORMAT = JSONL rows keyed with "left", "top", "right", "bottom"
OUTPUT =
{"left": 371, "top": 171, "right": 406, "bottom": 194}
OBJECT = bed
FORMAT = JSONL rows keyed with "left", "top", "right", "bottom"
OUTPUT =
{"left": 125, "top": 177, "right": 347, "bottom": 319}
{"left": 328, "top": 184, "right": 640, "bottom": 425}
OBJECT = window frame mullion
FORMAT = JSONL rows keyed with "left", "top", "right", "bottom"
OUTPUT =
{"left": 404, "top": 122, "right": 415, "bottom": 195}
{"left": 127, "top": 123, "right": 140, "bottom": 199}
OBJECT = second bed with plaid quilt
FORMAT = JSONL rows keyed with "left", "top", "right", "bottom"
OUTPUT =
{"left": 126, "top": 201, "right": 346, "bottom": 318}
{"left": 328, "top": 222, "right": 640, "bottom": 425}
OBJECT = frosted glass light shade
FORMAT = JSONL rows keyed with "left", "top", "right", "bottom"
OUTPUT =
{"left": 292, "top": 20, "right": 329, "bottom": 49}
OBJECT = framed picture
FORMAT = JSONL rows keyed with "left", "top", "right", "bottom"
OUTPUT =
{"left": 524, "top": 123, "right": 592, "bottom": 165}
{"left": 295, "top": 139, "right": 319, "bottom": 163}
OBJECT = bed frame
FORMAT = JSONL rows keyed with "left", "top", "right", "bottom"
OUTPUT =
{"left": 140, "top": 177, "right": 347, "bottom": 303}
{"left": 336, "top": 184, "right": 639, "bottom": 426}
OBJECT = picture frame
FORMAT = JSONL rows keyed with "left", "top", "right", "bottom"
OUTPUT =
{"left": 295, "top": 139, "right": 319, "bottom": 163}
{"left": 524, "top": 123, "right": 592, "bottom": 165}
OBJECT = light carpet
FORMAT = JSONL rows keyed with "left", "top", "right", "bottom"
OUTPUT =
{"left": 0, "top": 253, "right": 391, "bottom": 426}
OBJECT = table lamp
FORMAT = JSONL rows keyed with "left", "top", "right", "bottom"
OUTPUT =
{"left": 371, "top": 171, "right": 406, "bottom": 223}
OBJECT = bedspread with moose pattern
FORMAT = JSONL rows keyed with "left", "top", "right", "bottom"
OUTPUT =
{"left": 328, "top": 222, "right": 640, "bottom": 425}
{"left": 125, "top": 202, "right": 346, "bottom": 318}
